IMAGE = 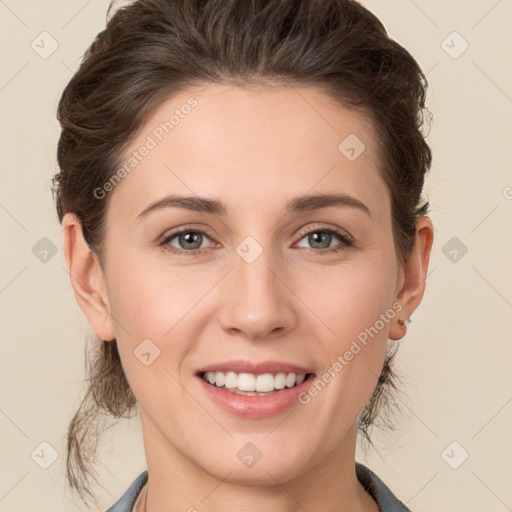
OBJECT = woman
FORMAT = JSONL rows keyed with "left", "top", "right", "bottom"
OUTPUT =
{"left": 52, "top": 0, "right": 434, "bottom": 510}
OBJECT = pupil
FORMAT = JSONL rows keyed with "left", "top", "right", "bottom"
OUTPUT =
{"left": 180, "top": 232, "right": 201, "bottom": 249}
{"left": 310, "top": 232, "right": 330, "bottom": 249}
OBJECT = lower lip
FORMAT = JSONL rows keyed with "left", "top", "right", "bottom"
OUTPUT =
{"left": 195, "top": 373, "right": 316, "bottom": 418}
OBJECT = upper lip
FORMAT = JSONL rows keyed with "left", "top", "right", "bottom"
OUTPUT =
{"left": 195, "top": 359, "right": 315, "bottom": 376}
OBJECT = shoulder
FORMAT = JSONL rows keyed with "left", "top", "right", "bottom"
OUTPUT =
{"left": 356, "top": 462, "right": 411, "bottom": 512}
{"left": 105, "top": 470, "right": 148, "bottom": 512}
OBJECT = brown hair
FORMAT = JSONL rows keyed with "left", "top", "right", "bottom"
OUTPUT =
{"left": 52, "top": 0, "right": 432, "bottom": 507}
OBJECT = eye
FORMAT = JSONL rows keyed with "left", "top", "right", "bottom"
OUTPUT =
{"left": 295, "top": 226, "right": 353, "bottom": 253}
{"left": 160, "top": 229, "right": 213, "bottom": 255}
{"left": 159, "top": 225, "right": 354, "bottom": 257}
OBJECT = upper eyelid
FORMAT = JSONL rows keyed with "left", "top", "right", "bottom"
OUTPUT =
{"left": 297, "top": 224, "right": 351, "bottom": 239}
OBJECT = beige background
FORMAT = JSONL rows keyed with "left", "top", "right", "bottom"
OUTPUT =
{"left": 1, "top": 1, "right": 511, "bottom": 511}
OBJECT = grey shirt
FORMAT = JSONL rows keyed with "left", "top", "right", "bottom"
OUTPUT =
{"left": 105, "top": 463, "right": 410, "bottom": 511}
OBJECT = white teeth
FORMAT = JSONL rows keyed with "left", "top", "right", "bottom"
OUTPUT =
{"left": 214, "top": 371, "right": 225, "bottom": 387}
{"left": 237, "top": 373, "right": 256, "bottom": 391}
{"left": 274, "top": 372, "right": 286, "bottom": 389}
{"left": 224, "top": 371, "right": 238, "bottom": 389}
{"left": 256, "top": 373, "right": 275, "bottom": 392}
{"left": 201, "top": 371, "right": 308, "bottom": 392}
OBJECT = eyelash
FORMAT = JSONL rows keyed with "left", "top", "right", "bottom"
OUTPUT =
{"left": 159, "top": 225, "right": 354, "bottom": 257}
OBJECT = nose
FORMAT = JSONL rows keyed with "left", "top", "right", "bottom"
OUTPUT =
{"left": 218, "top": 248, "right": 298, "bottom": 341}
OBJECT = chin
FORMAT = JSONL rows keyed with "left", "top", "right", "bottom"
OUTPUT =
{"left": 198, "top": 452, "right": 308, "bottom": 486}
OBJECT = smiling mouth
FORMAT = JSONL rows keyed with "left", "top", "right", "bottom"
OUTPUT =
{"left": 197, "top": 371, "right": 315, "bottom": 396}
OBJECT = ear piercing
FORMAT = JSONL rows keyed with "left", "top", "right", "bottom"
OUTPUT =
{"left": 398, "top": 318, "right": 406, "bottom": 329}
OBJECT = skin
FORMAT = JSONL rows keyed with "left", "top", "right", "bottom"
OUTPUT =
{"left": 62, "top": 83, "right": 433, "bottom": 512}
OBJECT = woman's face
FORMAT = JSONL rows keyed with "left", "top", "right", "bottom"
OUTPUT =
{"left": 98, "top": 83, "right": 407, "bottom": 484}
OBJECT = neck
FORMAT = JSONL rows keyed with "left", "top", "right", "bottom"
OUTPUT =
{"left": 138, "top": 412, "right": 378, "bottom": 512}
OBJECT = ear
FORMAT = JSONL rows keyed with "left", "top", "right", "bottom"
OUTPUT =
{"left": 62, "top": 213, "right": 116, "bottom": 341}
{"left": 388, "top": 216, "right": 434, "bottom": 341}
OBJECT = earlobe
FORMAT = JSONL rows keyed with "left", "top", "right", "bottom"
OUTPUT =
{"left": 62, "top": 213, "right": 116, "bottom": 341}
{"left": 389, "top": 216, "right": 434, "bottom": 341}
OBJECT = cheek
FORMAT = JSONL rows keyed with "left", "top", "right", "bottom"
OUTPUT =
{"left": 103, "top": 258, "right": 207, "bottom": 402}
{"left": 106, "top": 255, "right": 208, "bottom": 338}
{"left": 300, "top": 282, "right": 390, "bottom": 426}
{"left": 299, "top": 256, "right": 395, "bottom": 394}
{"left": 301, "top": 256, "right": 397, "bottom": 339}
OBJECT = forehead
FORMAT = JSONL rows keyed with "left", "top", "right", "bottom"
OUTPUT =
{"left": 108, "top": 83, "right": 388, "bottom": 220}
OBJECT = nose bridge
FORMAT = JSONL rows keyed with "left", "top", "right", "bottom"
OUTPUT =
{"left": 218, "top": 237, "right": 296, "bottom": 339}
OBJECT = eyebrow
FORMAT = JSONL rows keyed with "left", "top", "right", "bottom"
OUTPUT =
{"left": 136, "top": 192, "right": 371, "bottom": 220}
